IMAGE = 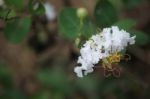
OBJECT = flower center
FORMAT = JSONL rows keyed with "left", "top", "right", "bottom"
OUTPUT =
{"left": 102, "top": 52, "right": 122, "bottom": 69}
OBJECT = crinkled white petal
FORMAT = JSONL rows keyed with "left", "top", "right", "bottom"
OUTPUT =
{"left": 74, "top": 26, "right": 136, "bottom": 77}
{"left": 84, "top": 67, "right": 94, "bottom": 76}
{"left": 74, "top": 66, "right": 83, "bottom": 77}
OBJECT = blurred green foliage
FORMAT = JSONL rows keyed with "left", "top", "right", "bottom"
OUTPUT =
{"left": 31, "top": 91, "right": 50, "bottom": 99}
{"left": 0, "top": 9, "right": 16, "bottom": 20}
{"left": 122, "top": 0, "right": 142, "bottom": 8}
{"left": 29, "top": 0, "right": 45, "bottom": 16}
{"left": 58, "top": 8, "right": 96, "bottom": 40}
{"left": 130, "top": 30, "right": 149, "bottom": 45}
{"left": 114, "top": 19, "right": 136, "bottom": 30}
{"left": 94, "top": 0, "right": 118, "bottom": 27}
{"left": 37, "top": 69, "right": 72, "bottom": 94}
{"left": 0, "top": 64, "right": 27, "bottom": 99}
{"left": 5, "top": 0, "right": 24, "bottom": 10}
{"left": 0, "top": 0, "right": 150, "bottom": 99}
{"left": 0, "top": 64, "right": 12, "bottom": 88}
{"left": 4, "top": 17, "right": 31, "bottom": 43}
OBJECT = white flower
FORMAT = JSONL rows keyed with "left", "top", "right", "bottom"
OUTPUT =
{"left": 44, "top": 2, "right": 56, "bottom": 21}
{"left": 74, "top": 66, "right": 83, "bottom": 77}
{"left": 74, "top": 26, "right": 136, "bottom": 77}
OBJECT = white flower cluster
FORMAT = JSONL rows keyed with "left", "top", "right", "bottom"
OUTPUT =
{"left": 74, "top": 26, "right": 136, "bottom": 77}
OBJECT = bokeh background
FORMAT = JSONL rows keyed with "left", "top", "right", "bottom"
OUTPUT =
{"left": 0, "top": 0, "right": 150, "bottom": 99}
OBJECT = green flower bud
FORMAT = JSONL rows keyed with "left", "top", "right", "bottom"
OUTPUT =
{"left": 76, "top": 8, "right": 88, "bottom": 19}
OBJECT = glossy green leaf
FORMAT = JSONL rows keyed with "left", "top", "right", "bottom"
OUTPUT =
{"left": 114, "top": 19, "right": 136, "bottom": 30}
{"left": 58, "top": 8, "right": 96, "bottom": 40}
{"left": 94, "top": 0, "right": 118, "bottom": 27}
{"left": 58, "top": 8, "right": 79, "bottom": 40}
{"left": 4, "top": 17, "right": 31, "bottom": 43}
{"left": 130, "top": 30, "right": 149, "bottom": 45}
{"left": 5, "top": 0, "right": 24, "bottom": 10}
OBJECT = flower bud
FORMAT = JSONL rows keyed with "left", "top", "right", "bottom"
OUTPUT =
{"left": 76, "top": 8, "right": 88, "bottom": 19}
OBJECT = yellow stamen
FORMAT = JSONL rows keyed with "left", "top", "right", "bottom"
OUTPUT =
{"left": 102, "top": 52, "right": 122, "bottom": 70}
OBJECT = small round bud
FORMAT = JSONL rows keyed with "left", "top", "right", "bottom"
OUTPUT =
{"left": 76, "top": 8, "right": 88, "bottom": 19}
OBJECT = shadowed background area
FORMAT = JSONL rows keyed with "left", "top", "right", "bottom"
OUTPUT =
{"left": 0, "top": 0, "right": 150, "bottom": 99}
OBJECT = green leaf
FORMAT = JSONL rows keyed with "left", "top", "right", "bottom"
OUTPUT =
{"left": 130, "top": 30, "right": 149, "bottom": 45}
{"left": 108, "top": 0, "right": 123, "bottom": 10}
{"left": 0, "top": 9, "right": 16, "bottom": 20}
{"left": 1, "top": 89, "right": 26, "bottom": 99}
{"left": 122, "top": 0, "right": 142, "bottom": 9}
{"left": 51, "top": 92, "right": 64, "bottom": 99}
{"left": 58, "top": 8, "right": 96, "bottom": 40}
{"left": 0, "top": 64, "right": 10, "bottom": 78}
{"left": 75, "top": 76, "right": 99, "bottom": 92}
{"left": 82, "top": 17, "right": 96, "bottom": 39}
{"left": 114, "top": 19, "right": 136, "bottom": 30}
{"left": 7, "top": 10, "right": 17, "bottom": 19}
{"left": 58, "top": 8, "right": 79, "bottom": 40}
{"left": 31, "top": 91, "right": 50, "bottom": 99}
{"left": 29, "top": 1, "right": 45, "bottom": 16}
{"left": 37, "top": 69, "right": 71, "bottom": 94}
{"left": 4, "top": 17, "right": 31, "bottom": 43}
{"left": 0, "top": 64, "right": 12, "bottom": 88}
{"left": 0, "top": 9, "right": 8, "bottom": 19}
{"left": 94, "top": 0, "right": 118, "bottom": 27}
{"left": 5, "top": 0, "right": 24, "bottom": 10}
